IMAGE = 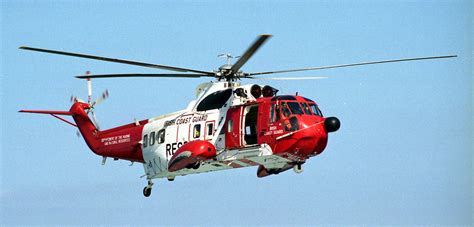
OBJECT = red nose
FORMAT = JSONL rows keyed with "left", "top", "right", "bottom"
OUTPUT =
{"left": 295, "top": 121, "right": 328, "bottom": 156}
{"left": 275, "top": 119, "right": 328, "bottom": 159}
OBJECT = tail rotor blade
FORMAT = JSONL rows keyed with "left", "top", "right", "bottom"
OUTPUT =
{"left": 92, "top": 89, "right": 109, "bottom": 106}
{"left": 71, "top": 95, "right": 85, "bottom": 103}
{"left": 91, "top": 110, "right": 100, "bottom": 130}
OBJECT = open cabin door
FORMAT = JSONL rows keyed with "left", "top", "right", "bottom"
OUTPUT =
{"left": 225, "top": 105, "right": 259, "bottom": 149}
{"left": 225, "top": 106, "right": 242, "bottom": 149}
{"left": 243, "top": 105, "right": 258, "bottom": 146}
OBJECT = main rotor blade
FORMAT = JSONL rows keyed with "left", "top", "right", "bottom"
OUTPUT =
{"left": 247, "top": 76, "right": 328, "bottom": 80}
{"left": 248, "top": 55, "right": 457, "bottom": 76}
{"left": 19, "top": 46, "right": 214, "bottom": 75}
{"left": 230, "top": 34, "right": 272, "bottom": 73}
{"left": 76, "top": 73, "right": 215, "bottom": 79}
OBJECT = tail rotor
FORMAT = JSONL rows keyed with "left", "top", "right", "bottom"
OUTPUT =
{"left": 71, "top": 71, "right": 109, "bottom": 131}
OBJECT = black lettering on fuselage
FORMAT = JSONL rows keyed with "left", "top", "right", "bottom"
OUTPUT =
{"left": 166, "top": 141, "right": 188, "bottom": 157}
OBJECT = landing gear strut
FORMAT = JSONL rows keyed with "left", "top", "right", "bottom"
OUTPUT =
{"left": 293, "top": 163, "right": 303, "bottom": 174}
{"left": 143, "top": 180, "right": 153, "bottom": 197}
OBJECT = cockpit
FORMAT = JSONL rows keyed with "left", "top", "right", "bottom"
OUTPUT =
{"left": 224, "top": 85, "right": 339, "bottom": 151}
{"left": 269, "top": 95, "right": 324, "bottom": 132}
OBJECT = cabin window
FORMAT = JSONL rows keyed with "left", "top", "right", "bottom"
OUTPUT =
{"left": 288, "top": 102, "right": 304, "bottom": 115}
{"left": 157, "top": 129, "right": 165, "bottom": 144}
{"left": 270, "top": 104, "right": 281, "bottom": 123}
{"left": 196, "top": 89, "right": 233, "bottom": 111}
{"left": 143, "top": 134, "right": 148, "bottom": 147}
{"left": 275, "top": 104, "right": 281, "bottom": 121}
{"left": 207, "top": 123, "right": 214, "bottom": 136}
{"left": 193, "top": 124, "right": 201, "bottom": 139}
{"left": 227, "top": 120, "right": 233, "bottom": 132}
{"left": 301, "top": 102, "right": 311, "bottom": 115}
{"left": 149, "top": 132, "right": 156, "bottom": 146}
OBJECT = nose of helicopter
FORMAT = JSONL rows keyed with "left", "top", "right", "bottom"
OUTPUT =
{"left": 286, "top": 116, "right": 340, "bottom": 157}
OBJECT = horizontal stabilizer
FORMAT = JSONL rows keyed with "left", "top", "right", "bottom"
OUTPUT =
{"left": 19, "top": 109, "right": 76, "bottom": 127}
{"left": 19, "top": 110, "right": 73, "bottom": 115}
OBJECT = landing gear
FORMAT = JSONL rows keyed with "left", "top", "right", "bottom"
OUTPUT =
{"left": 293, "top": 163, "right": 303, "bottom": 174}
{"left": 187, "top": 161, "right": 201, "bottom": 170}
{"left": 143, "top": 180, "right": 153, "bottom": 197}
{"left": 192, "top": 162, "right": 201, "bottom": 169}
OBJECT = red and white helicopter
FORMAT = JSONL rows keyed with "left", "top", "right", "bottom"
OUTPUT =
{"left": 19, "top": 35, "right": 455, "bottom": 197}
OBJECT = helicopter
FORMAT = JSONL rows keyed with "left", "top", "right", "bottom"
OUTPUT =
{"left": 19, "top": 35, "right": 456, "bottom": 197}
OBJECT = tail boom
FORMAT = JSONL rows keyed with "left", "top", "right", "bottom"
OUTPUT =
{"left": 20, "top": 102, "right": 146, "bottom": 163}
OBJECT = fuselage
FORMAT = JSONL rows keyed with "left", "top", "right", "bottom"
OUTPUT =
{"left": 75, "top": 82, "right": 339, "bottom": 179}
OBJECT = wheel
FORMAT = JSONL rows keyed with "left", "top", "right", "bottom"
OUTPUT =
{"left": 293, "top": 164, "right": 303, "bottom": 174}
{"left": 186, "top": 162, "right": 200, "bottom": 170}
{"left": 192, "top": 162, "right": 201, "bottom": 170}
{"left": 143, "top": 187, "right": 152, "bottom": 197}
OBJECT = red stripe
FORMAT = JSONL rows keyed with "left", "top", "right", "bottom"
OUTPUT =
{"left": 223, "top": 161, "right": 243, "bottom": 168}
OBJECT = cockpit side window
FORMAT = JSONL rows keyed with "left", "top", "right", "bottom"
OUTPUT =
{"left": 280, "top": 102, "right": 291, "bottom": 117}
{"left": 287, "top": 102, "right": 304, "bottom": 115}
{"left": 284, "top": 116, "right": 299, "bottom": 132}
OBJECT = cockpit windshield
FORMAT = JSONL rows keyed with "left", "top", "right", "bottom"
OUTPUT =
{"left": 287, "top": 102, "right": 304, "bottom": 115}
{"left": 300, "top": 102, "right": 312, "bottom": 115}
{"left": 309, "top": 103, "right": 323, "bottom": 117}
{"left": 270, "top": 98, "right": 323, "bottom": 127}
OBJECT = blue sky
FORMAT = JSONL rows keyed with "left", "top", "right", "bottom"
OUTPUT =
{"left": 1, "top": 0, "right": 472, "bottom": 225}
